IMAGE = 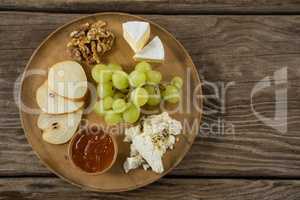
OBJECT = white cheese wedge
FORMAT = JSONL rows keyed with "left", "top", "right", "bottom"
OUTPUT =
{"left": 123, "top": 21, "right": 150, "bottom": 53}
{"left": 133, "top": 36, "right": 165, "bottom": 63}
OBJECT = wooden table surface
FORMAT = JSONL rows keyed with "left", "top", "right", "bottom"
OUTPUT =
{"left": 2, "top": 1, "right": 300, "bottom": 199}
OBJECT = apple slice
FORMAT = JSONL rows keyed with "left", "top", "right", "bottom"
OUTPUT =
{"left": 36, "top": 81, "right": 84, "bottom": 114}
{"left": 38, "top": 109, "right": 83, "bottom": 144}
{"left": 133, "top": 36, "right": 164, "bottom": 63}
{"left": 48, "top": 61, "right": 87, "bottom": 99}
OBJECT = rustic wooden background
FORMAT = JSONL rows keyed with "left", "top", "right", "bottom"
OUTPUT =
{"left": 2, "top": 1, "right": 300, "bottom": 199}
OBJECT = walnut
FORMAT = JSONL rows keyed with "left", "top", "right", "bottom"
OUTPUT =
{"left": 69, "top": 47, "right": 82, "bottom": 61}
{"left": 67, "top": 20, "right": 115, "bottom": 65}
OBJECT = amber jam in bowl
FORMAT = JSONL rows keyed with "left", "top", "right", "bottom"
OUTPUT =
{"left": 68, "top": 127, "right": 118, "bottom": 175}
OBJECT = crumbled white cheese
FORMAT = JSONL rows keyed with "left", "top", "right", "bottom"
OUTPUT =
{"left": 123, "top": 112, "right": 182, "bottom": 174}
{"left": 132, "top": 134, "right": 164, "bottom": 173}
{"left": 143, "top": 112, "right": 182, "bottom": 136}
{"left": 124, "top": 125, "right": 140, "bottom": 142}
{"left": 130, "top": 144, "right": 139, "bottom": 157}
{"left": 123, "top": 155, "right": 144, "bottom": 173}
{"left": 142, "top": 163, "right": 150, "bottom": 171}
{"left": 165, "top": 135, "right": 176, "bottom": 150}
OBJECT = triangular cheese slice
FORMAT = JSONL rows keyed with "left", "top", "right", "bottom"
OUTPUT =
{"left": 123, "top": 21, "right": 150, "bottom": 53}
{"left": 133, "top": 36, "right": 164, "bottom": 63}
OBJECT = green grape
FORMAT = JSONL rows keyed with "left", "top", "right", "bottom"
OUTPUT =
{"left": 112, "top": 98, "right": 127, "bottom": 113}
{"left": 104, "top": 112, "right": 123, "bottom": 125}
{"left": 98, "top": 69, "right": 113, "bottom": 83}
{"left": 108, "top": 63, "right": 122, "bottom": 71}
{"left": 113, "top": 92, "right": 126, "bottom": 99}
{"left": 93, "top": 97, "right": 113, "bottom": 115}
{"left": 112, "top": 71, "right": 129, "bottom": 90}
{"left": 120, "top": 88, "right": 129, "bottom": 94}
{"left": 91, "top": 64, "right": 107, "bottom": 82}
{"left": 103, "top": 96, "right": 113, "bottom": 110}
{"left": 171, "top": 76, "right": 183, "bottom": 89}
{"left": 123, "top": 104, "right": 140, "bottom": 123}
{"left": 162, "top": 85, "right": 180, "bottom": 103}
{"left": 135, "top": 61, "right": 152, "bottom": 72}
{"left": 93, "top": 101, "right": 106, "bottom": 116}
{"left": 97, "top": 82, "right": 114, "bottom": 98}
{"left": 144, "top": 85, "right": 161, "bottom": 106}
{"left": 146, "top": 70, "right": 162, "bottom": 85}
{"left": 130, "top": 87, "right": 149, "bottom": 107}
{"left": 129, "top": 70, "right": 146, "bottom": 87}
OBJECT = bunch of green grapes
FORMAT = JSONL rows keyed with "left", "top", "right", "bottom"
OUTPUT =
{"left": 92, "top": 61, "right": 183, "bottom": 125}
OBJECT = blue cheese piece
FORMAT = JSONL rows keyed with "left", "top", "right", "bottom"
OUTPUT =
{"left": 143, "top": 163, "right": 150, "bottom": 171}
{"left": 132, "top": 134, "right": 164, "bottom": 173}
{"left": 165, "top": 135, "right": 176, "bottom": 150}
{"left": 123, "top": 155, "right": 144, "bottom": 173}
{"left": 143, "top": 112, "right": 182, "bottom": 136}
{"left": 124, "top": 125, "right": 141, "bottom": 142}
{"left": 130, "top": 143, "right": 139, "bottom": 157}
{"left": 123, "top": 112, "right": 182, "bottom": 174}
{"left": 168, "top": 119, "right": 182, "bottom": 135}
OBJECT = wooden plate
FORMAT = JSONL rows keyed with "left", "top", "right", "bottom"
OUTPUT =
{"left": 19, "top": 13, "right": 202, "bottom": 192}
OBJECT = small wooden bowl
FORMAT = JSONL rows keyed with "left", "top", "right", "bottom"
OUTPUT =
{"left": 68, "top": 128, "right": 118, "bottom": 176}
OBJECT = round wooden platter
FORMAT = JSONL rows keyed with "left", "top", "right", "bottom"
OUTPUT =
{"left": 19, "top": 13, "right": 202, "bottom": 192}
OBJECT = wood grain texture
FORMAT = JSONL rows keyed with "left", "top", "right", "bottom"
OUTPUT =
{"left": 2, "top": 0, "right": 300, "bottom": 14}
{"left": 1, "top": 12, "right": 300, "bottom": 178}
{"left": 1, "top": 177, "right": 300, "bottom": 199}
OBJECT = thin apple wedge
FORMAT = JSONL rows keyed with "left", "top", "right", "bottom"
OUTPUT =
{"left": 38, "top": 109, "right": 83, "bottom": 144}
{"left": 48, "top": 61, "right": 88, "bottom": 99}
{"left": 36, "top": 81, "right": 84, "bottom": 114}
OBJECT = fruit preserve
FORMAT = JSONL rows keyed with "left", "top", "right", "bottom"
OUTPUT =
{"left": 71, "top": 128, "right": 116, "bottom": 173}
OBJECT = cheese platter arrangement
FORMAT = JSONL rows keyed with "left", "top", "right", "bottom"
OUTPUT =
{"left": 19, "top": 13, "right": 202, "bottom": 192}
